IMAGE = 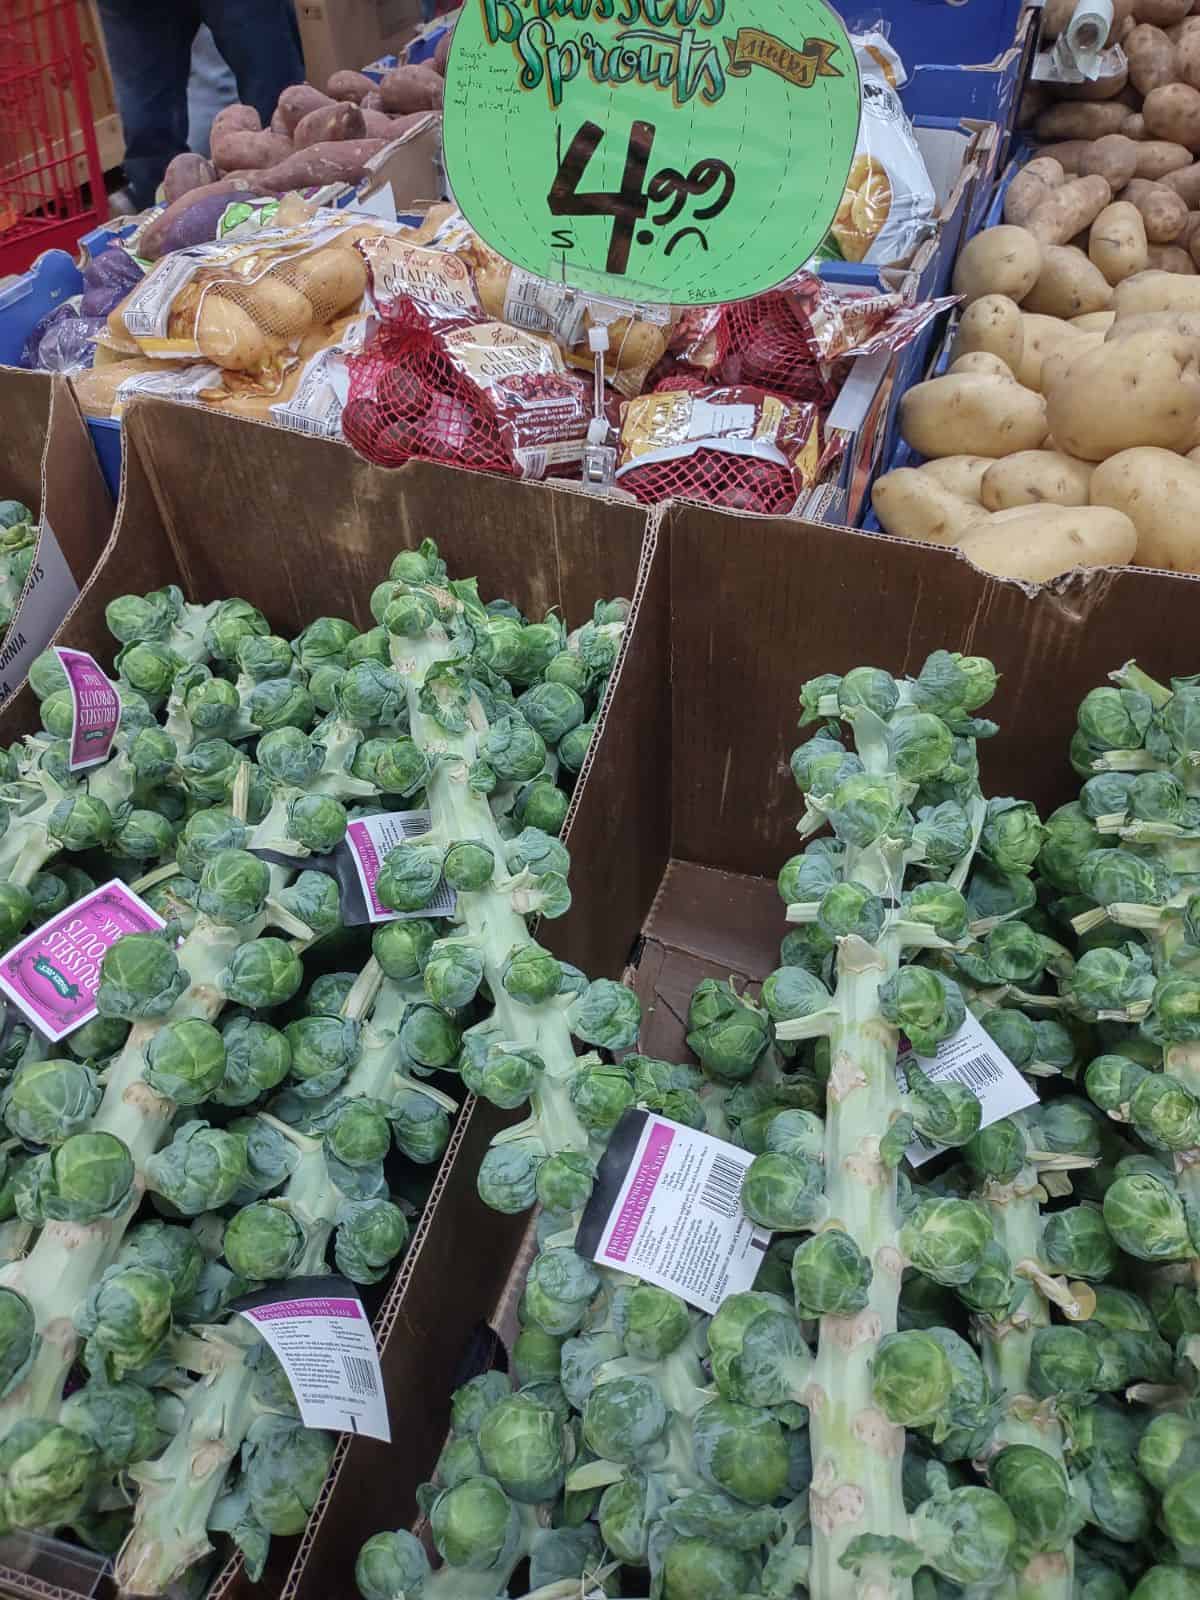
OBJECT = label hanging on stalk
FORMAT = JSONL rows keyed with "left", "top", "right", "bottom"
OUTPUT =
{"left": 895, "top": 1009, "right": 1038, "bottom": 1169}
{"left": 53, "top": 648, "right": 120, "bottom": 771}
{"left": 237, "top": 1275, "right": 390, "bottom": 1441}
{"left": 577, "top": 1109, "right": 770, "bottom": 1315}
{"left": 0, "top": 880, "right": 165, "bottom": 1043}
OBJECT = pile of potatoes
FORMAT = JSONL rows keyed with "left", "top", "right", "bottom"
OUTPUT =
{"left": 870, "top": 218, "right": 1200, "bottom": 581}
{"left": 1021, "top": 0, "right": 1200, "bottom": 274}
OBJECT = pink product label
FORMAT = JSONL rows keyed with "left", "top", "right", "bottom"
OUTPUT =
{"left": 55, "top": 648, "right": 120, "bottom": 772}
{"left": 346, "top": 820, "right": 386, "bottom": 918}
{"left": 249, "top": 1297, "right": 363, "bottom": 1321}
{"left": 0, "top": 881, "right": 165, "bottom": 1042}
{"left": 606, "top": 1123, "right": 675, "bottom": 1263}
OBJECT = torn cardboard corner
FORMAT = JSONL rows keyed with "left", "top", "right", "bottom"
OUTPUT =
{"left": 296, "top": 0, "right": 422, "bottom": 91}
{"left": 359, "top": 117, "right": 445, "bottom": 214}
{"left": 0, "top": 372, "right": 114, "bottom": 708}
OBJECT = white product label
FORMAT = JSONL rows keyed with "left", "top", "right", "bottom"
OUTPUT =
{"left": 270, "top": 349, "right": 350, "bottom": 440}
{"left": 344, "top": 809, "right": 456, "bottom": 923}
{"left": 0, "top": 520, "right": 80, "bottom": 706}
{"left": 579, "top": 1111, "right": 770, "bottom": 1315}
{"left": 896, "top": 1009, "right": 1039, "bottom": 1168}
{"left": 113, "top": 363, "right": 219, "bottom": 413}
{"left": 241, "top": 1284, "right": 390, "bottom": 1441}
{"left": 503, "top": 268, "right": 587, "bottom": 347}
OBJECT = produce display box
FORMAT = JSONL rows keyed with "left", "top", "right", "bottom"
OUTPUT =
{"left": 820, "top": 116, "right": 991, "bottom": 302}
{"left": 901, "top": 6, "right": 1036, "bottom": 133}
{"left": 295, "top": 0, "right": 423, "bottom": 94}
{"left": 0, "top": 120, "right": 445, "bottom": 502}
{"left": 0, "top": 368, "right": 113, "bottom": 708}
{"left": 0, "top": 397, "right": 653, "bottom": 1599}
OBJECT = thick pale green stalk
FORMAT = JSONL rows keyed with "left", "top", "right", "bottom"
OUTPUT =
{"left": 805, "top": 930, "right": 911, "bottom": 1600}
{"left": 0, "top": 867, "right": 298, "bottom": 1432}
{"left": 115, "top": 963, "right": 449, "bottom": 1594}
{"left": 390, "top": 621, "right": 590, "bottom": 1161}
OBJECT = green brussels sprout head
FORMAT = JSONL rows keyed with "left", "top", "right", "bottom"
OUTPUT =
{"left": 97, "top": 934, "right": 188, "bottom": 1020}
{"left": 223, "top": 1202, "right": 305, "bottom": 1281}
{"left": 144, "top": 1019, "right": 226, "bottom": 1106}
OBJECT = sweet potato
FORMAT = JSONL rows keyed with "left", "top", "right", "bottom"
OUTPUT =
{"left": 293, "top": 102, "right": 366, "bottom": 149}
{"left": 210, "top": 103, "right": 292, "bottom": 175}
{"left": 379, "top": 65, "right": 443, "bottom": 113}
{"left": 361, "top": 109, "right": 431, "bottom": 140}
{"left": 326, "top": 69, "right": 375, "bottom": 102}
{"left": 274, "top": 84, "right": 333, "bottom": 133}
{"left": 139, "top": 178, "right": 260, "bottom": 261}
{"left": 434, "top": 30, "right": 453, "bottom": 72}
{"left": 241, "top": 139, "right": 388, "bottom": 191}
{"left": 162, "top": 152, "right": 217, "bottom": 204}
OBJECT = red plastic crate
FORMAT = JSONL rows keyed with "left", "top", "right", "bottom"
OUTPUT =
{"left": 0, "top": 0, "right": 108, "bottom": 276}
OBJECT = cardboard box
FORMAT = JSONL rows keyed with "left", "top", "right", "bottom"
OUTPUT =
{"left": 902, "top": 9, "right": 1036, "bottom": 135}
{"left": 296, "top": 0, "right": 422, "bottom": 91}
{"left": 0, "top": 400, "right": 651, "bottom": 1600}
{"left": 0, "top": 369, "right": 113, "bottom": 708}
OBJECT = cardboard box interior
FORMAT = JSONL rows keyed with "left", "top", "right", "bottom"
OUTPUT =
{"left": 0, "top": 370, "right": 113, "bottom": 708}
{"left": 567, "top": 506, "right": 1200, "bottom": 1072}
{"left": 0, "top": 400, "right": 652, "bottom": 1599}
{"left": 296, "top": 0, "right": 422, "bottom": 93}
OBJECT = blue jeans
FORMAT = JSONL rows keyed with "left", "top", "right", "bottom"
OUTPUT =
{"left": 187, "top": 26, "right": 237, "bottom": 160}
{"left": 96, "top": 0, "right": 305, "bottom": 208}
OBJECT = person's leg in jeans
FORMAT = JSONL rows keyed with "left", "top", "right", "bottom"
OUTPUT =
{"left": 201, "top": 0, "right": 305, "bottom": 131}
{"left": 96, "top": 0, "right": 200, "bottom": 208}
{"left": 188, "top": 25, "right": 238, "bottom": 159}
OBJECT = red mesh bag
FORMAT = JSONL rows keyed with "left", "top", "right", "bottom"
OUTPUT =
{"left": 616, "top": 386, "right": 824, "bottom": 514}
{"left": 343, "top": 299, "right": 592, "bottom": 478}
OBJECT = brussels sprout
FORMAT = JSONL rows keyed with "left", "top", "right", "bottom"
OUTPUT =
{"left": 61, "top": 1378, "right": 159, "bottom": 1472}
{"left": 144, "top": 1121, "right": 248, "bottom": 1215}
{"left": 567, "top": 978, "right": 640, "bottom": 1051}
{"left": 355, "top": 1530, "right": 431, "bottom": 1600}
{"left": 871, "top": 1329, "right": 954, "bottom": 1426}
{"left": 116, "top": 1219, "right": 203, "bottom": 1310}
{"left": 580, "top": 1373, "right": 666, "bottom": 1466}
{"left": 481, "top": 717, "right": 547, "bottom": 782}
{"left": 460, "top": 1037, "right": 543, "bottom": 1110}
{"left": 229, "top": 1117, "right": 299, "bottom": 1205}
{"left": 1067, "top": 944, "right": 1155, "bottom": 1020}
{"left": 144, "top": 1019, "right": 226, "bottom": 1105}
{"left": 0, "top": 882, "right": 32, "bottom": 945}
{"left": 910, "top": 1483, "right": 1017, "bottom": 1586}
{"left": 1129, "top": 1072, "right": 1200, "bottom": 1151}
{"left": 0, "top": 1419, "right": 98, "bottom": 1532}
{"left": 28, "top": 871, "right": 69, "bottom": 925}
{"left": 17, "top": 1131, "right": 135, "bottom": 1224}
{"left": 284, "top": 1015, "right": 360, "bottom": 1099}
{"left": 517, "top": 682, "right": 586, "bottom": 745}
{"left": 569, "top": 1063, "right": 635, "bottom": 1135}
{"left": 1102, "top": 1172, "right": 1192, "bottom": 1261}
{"left": 382, "top": 591, "right": 435, "bottom": 638}
{"left": 28, "top": 648, "right": 71, "bottom": 700}
{"left": 903, "top": 881, "right": 970, "bottom": 943}
{"left": 372, "top": 919, "right": 436, "bottom": 981}
{"left": 293, "top": 616, "right": 357, "bottom": 672}
{"left": 524, "top": 1248, "right": 600, "bottom": 1336}
{"left": 963, "top": 1118, "right": 1027, "bottom": 1185}
{"left": 1078, "top": 686, "right": 1152, "bottom": 753}
{"left": 740, "top": 1151, "right": 825, "bottom": 1231}
{"left": 242, "top": 1414, "right": 335, "bottom": 1536}
{"left": 76, "top": 1263, "right": 172, "bottom": 1379}
{"left": 534, "top": 1152, "right": 594, "bottom": 1214}
{"left": 989, "top": 1443, "right": 1077, "bottom": 1552}
{"left": 337, "top": 661, "right": 406, "bottom": 728}
{"left": 212, "top": 1016, "right": 292, "bottom": 1107}
{"left": 889, "top": 709, "right": 954, "bottom": 782}
{"left": 274, "top": 871, "right": 343, "bottom": 940}
{"left": 791, "top": 1228, "right": 872, "bottom": 1318}
{"left": 1079, "top": 848, "right": 1166, "bottom": 910}
{"left": 1040, "top": 1205, "right": 1120, "bottom": 1281}
{"left": 900, "top": 1198, "right": 994, "bottom": 1287}
{"left": 1, "top": 1058, "right": 100, "bottom": 1146}
{"left": 430, "top": 1475, "right": 517, "bottom": 1570}
{"left": 377, "top": 842, "right": 444, "bottom": 913}
{"left": 399, "top": 1004, "right": 461, "bottom": 1069}
{"left": 543, "top": 649, "right": 591, "bottom": 696}
{"left": 176, "top": 808, "right": 247, "bottom": 879}
{"left": 706, "top": 1292, "right": 812, "bottom": 1407}
{"left": 441, "top": 840, "right": 495, "bottom": 893}
{"left": 880, "top": 968, "right": 964, "bottom": 1056}
{"left": 324, "top": 1101, "right": 391, "bottom": 1169}
{"left": 0, "top": 1289, "right": 37, "bottom": 1400}
{"left": 288, "top": 793, "right": 348, "bottom": 853}
{"left": 47, "top": 794, "right": 115, "bottom": 852}
{"left": 477, "top": 1392, "right": 565, "bottom": 1501}
{"left": 692, "top": 1397, "right": 789, "bottom": 1506}
{"left": 223, "top": 1202, "right": 305, "bottom": 1281}
{"left": 1153, "top": 973, "right": 1200, "bottom": 1042}
{"left": 1029, "top": 1324, "right": 1102, "bottom": 1401}
{"left": 97, "top": 934, "right": 187, "bottom": 1020}
{"left": 477, "top": 1140, "right": 540, "bottom": 1214}
{"left": 196, "top": 849, "right": 271, "bottom": 927}
{"left": 514, "top": 778, "right": 568, "bottom": 836}
{"left": 424, "top": 938, "right": 484, "bottom": 1009}
{"left": 686, "top": 978, "right": 770, "bottom": 1081}
{"left": 335, "top": 1199, "right": 410, "bottom": 1285}
{"left": 610, "top": 1284, "right": 689, "bottom": 1363}
{"left": 502, "top": 942, "right": 562, "bottom": 1006}
{"left": 185, "top": 674, "right": 239, "bottom": 736}
{"left": 115, "top": 641, "right": 181, "bottom": 707}
{"left": 220, "top": 938, "right": 304, "bottom": 1010}
{"left": 236, "top": 633, "right": 294, "bottom": 682}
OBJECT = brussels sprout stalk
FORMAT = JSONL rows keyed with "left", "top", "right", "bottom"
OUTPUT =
{"left": 387, "top": 610, "right": 593, "bottom": 1177}
{"left": 116, "top": 961, "right": 448, "bottom": 1593}
{"left": 0, "top": 855, "right": 313, "bottom": 1432}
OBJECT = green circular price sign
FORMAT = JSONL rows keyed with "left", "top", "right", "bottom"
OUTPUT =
{"left": 442, "top": 0, "right": 861, "bottom": 306}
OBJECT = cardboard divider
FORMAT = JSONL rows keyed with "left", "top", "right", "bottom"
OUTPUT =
{"left": 0, "top": 399, "right": 652, "bottom": 1600}
{"left": 0, "top": 371, "right": 113, "bottom": 707}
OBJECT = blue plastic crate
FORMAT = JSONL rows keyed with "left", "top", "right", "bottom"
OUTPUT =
{"left": 881, "top": 0, "right": 1027, "bottom": 78}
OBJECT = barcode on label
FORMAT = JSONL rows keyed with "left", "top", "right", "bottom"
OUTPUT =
{"left": 700, "top": 1154, "right": 745, "bottom": 1219}
{"left": 275, "top": 409, "right": 339, "bottom": 439}
{"left": 343, "top": 1355, "right": 377, "bottom": 1397}
{"left": 952, "top": 1055, "right": 1002, "bottom": 1091}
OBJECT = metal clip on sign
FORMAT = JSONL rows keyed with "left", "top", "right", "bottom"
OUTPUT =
{"left": 582, "top": 323, "right": 618, "bottom": 491}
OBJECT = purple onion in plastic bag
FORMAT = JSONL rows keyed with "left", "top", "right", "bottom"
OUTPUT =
{"left": 36, "top": 315, "right": 107, "bottom": 374}
{"left": 80, "top": 246, "right": 144, "bottom": 317}
{"left": 20, "top": 301, "right": 79, "bottom": 370}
